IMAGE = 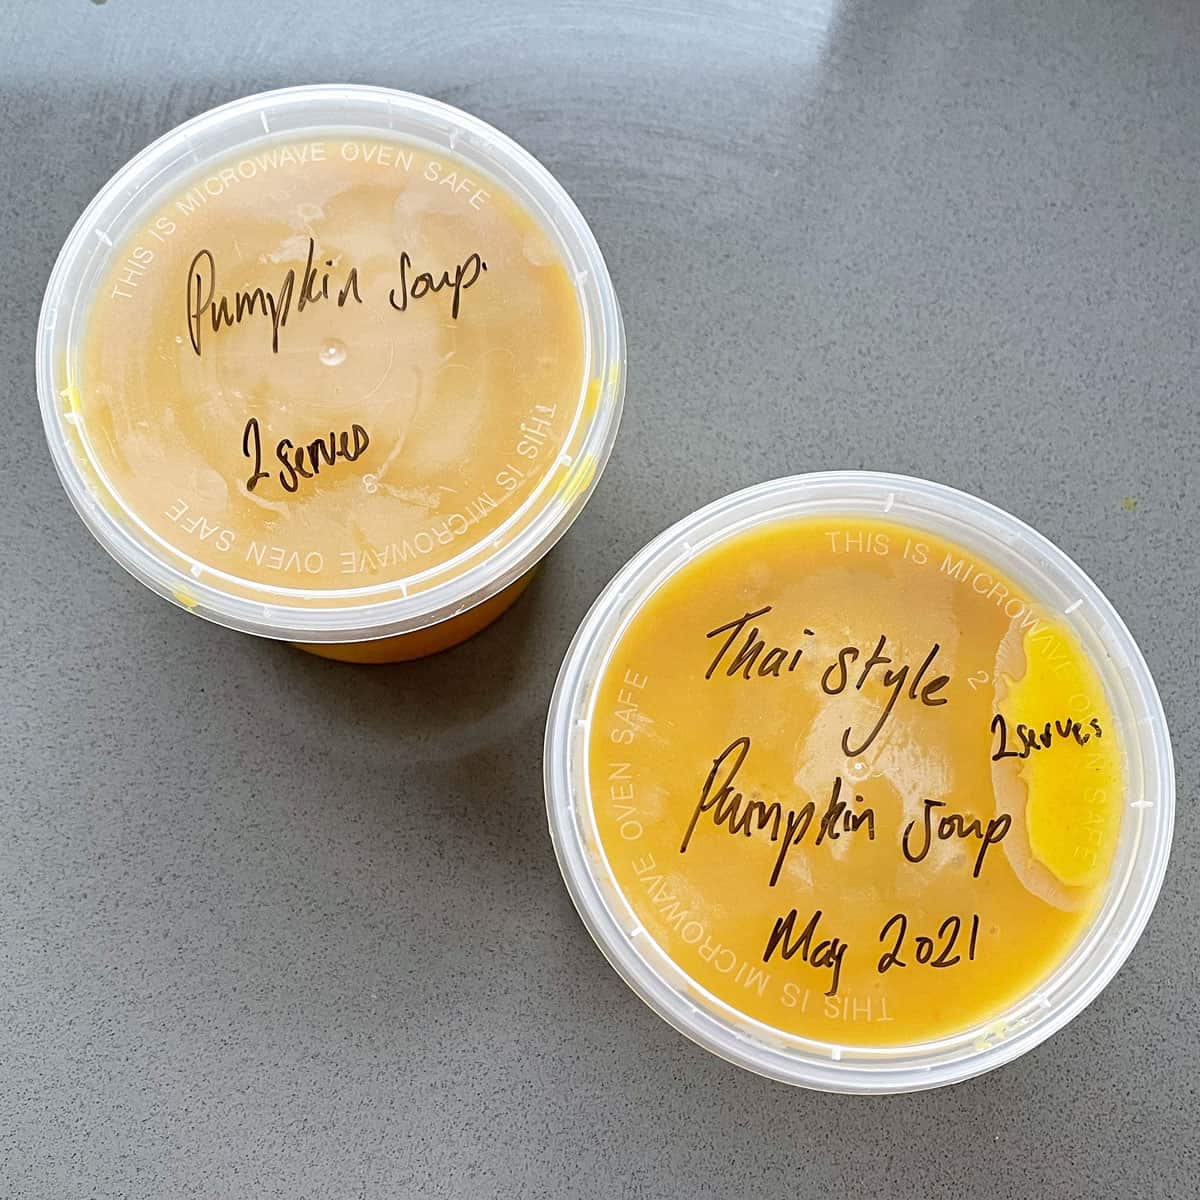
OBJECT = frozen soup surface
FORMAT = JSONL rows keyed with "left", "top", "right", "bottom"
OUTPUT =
{"left": 585, "top": 518, "right": 1124, "bottom": 1045}
{"left": 73, "top": 135, "right": 588, "bottom": 599}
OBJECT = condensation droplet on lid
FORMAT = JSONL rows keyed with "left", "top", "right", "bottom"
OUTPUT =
{"left": 319, "top": 338, "right": 347, "bottom": 366}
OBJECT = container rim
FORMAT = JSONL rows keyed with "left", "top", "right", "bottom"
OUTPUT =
{"left": 544, "top": 471, "right": 1174, "bottom": 1093}
{"left": 37, "top": 84, "right": 625, "bottom": 643}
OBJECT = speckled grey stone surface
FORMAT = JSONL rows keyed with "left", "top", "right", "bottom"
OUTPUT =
{"left": 2, "top": 2, "right": 1197, "bottom": 1196}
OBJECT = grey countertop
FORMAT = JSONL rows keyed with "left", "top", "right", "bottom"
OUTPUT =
{"left": 3, "top": 2, "right": 1198, "bottom": 1196}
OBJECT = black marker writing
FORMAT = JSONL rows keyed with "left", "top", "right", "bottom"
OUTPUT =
{"left": 762, "top": 908, "right": 846, "bottom": 997}
{"left": 900, "top": 799, "right": 1011, "bottom": 879}
{"left": 820, "top": 636, "right": 950, "bottom": 756}
{"left": 187, "top": 239, "right": 362, "bottom": 356}
{"left": 241, "top": 417, "right": 370, "bottom": 496}
{"left": 680, "top": 737, "right": 875, "bottom": 886}
{"left": 704, "top": 607, "right": 815, "bottom": 680}
{"left": 242, "top": 417, "right": 270, "bottom": 491}
{"left": 878, "top": 912, "right": 981, "bottom": 974}
{"left": 388, "top": 250, "right": 487, "bottom": 320}
{"left": 991, "top": 713, "right": 1103, "bottom": 761}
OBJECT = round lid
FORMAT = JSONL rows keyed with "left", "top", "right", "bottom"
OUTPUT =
{"left": 545, "top": 473, "right": 1173, "bottom": 1092}
{"left": 38, "top": 85, "right": 624, "bottom": 642}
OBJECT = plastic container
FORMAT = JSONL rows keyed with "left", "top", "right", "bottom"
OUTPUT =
{"left": 37, "top": 85, "right": 624, "bottom": 662}
{"left": 545, "top": 472, "right": 1173, "bottom": 1092}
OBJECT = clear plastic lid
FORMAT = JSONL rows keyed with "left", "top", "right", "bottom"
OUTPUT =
{"left": 38, "top": 85, "right": 625, "bottom": 642}
{"left": 545, "top": 473, "right": 1174, "bottom": 1092}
